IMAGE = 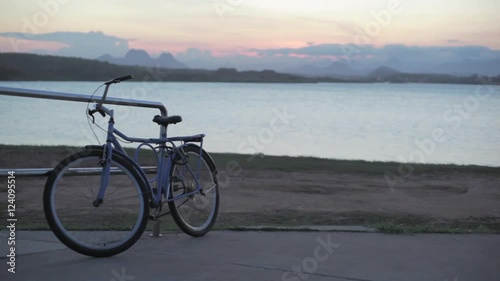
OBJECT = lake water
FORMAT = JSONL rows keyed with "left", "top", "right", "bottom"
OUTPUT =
{"left": 0, "top": 81, "right": 499, "bottom": 166}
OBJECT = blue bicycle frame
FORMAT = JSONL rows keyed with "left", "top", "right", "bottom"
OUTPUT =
{"left": 91, "top": 102, "right": 206, "bottom": 209}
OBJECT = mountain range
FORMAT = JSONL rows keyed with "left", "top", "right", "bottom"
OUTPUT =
{"left": 3, "top": 53, "right": 497, "bottom": 85}
{"left": 98, "top": 49, "right": 188, "bottom": 69}
{"left": 94, "top": 48, "right": 500, "bottom": 78}
{"left": 285, "top": 59, "right": 500, "bottom": 78}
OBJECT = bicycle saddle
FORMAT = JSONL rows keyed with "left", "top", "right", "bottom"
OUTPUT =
{"left": 152, "top": 115, "right": 182, "bottom": 126}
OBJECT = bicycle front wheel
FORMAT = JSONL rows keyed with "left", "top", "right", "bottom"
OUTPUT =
{"left": 168, "top": 144, "right": 219, "bottom": 237}
{"left": 43, "top": 148, "right": 150, "bottom": 257}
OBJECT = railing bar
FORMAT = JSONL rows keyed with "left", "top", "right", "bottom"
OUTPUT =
{"left": 0, "top": 167, "right": 158, "bottom": 177}
{"left": 0, "top": 86, "right": 167, "bottom": 116}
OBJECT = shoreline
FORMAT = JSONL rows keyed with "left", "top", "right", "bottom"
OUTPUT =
{"left": 1, "top": 80, "right": 500, "bottom": 86}
{"left": 1, "top": 144, "right": 498, "bottom": 171}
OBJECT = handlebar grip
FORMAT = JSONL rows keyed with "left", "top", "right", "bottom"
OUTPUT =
{"left": 105, "top": 74, "right": 133, "bottom": 85}
{"left": 115, "top": 74, "right": 132, "bottom": 82}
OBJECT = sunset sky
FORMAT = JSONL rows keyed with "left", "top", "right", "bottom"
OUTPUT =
{"left": 1, "top": 0, "right": 499, "bottom": 57}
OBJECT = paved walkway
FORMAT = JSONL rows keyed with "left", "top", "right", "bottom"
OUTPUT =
{"left": 1, "top": 231, "right": 499, "bottom": 281}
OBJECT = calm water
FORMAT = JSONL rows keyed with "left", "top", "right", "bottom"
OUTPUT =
{"left": 0, "top": 82, "right": 499, "bottom": 166}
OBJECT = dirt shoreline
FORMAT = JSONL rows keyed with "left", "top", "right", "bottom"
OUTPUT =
{"left": 1, "top": 145, "right": 499, "bottom": 231}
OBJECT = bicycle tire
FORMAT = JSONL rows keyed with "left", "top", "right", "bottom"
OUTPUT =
{"left": 168, "top": 144, "right": 219, "bottom": 237}
{"left": 43, "top": 148, "right": 150, "bottom": 257}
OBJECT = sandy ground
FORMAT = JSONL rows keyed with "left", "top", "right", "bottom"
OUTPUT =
{"left": 1, "top": 146, "right": 499, "bottom": 227}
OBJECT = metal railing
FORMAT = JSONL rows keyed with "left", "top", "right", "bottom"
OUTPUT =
{"left": 0, "top": 85, "right": 168, "bottom": 177}
{"left": 0, "top": 167, "right": 158, "bottom": 177}
{"left": 1, "top": 85, "right": 170, "bottom": 236}
{"left": 0, "top": 86, "right": 167, "bottom": 115}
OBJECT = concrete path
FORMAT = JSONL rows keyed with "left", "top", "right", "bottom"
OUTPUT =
{"left": 0, "top": 231, "right": 499, "bottom": 281}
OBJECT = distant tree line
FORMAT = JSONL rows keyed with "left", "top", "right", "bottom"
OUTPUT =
{"left": 0, "top": 53, "right": 498, "bottom": 85}
{"left": 363, "top": 73, "right": 500, "bottom": 84}
{"left": 0, "top": 53, "right": 313, "bottom": 83}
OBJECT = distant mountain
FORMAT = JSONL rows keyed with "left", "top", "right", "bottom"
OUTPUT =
{"left": 286, "top": 56, "right": 500, "bottom": 78}
{"left": 287, "top": 62, "right": 404, "bottom": 78}
{"left": 97, "top": 54, "right": 114, "bottom": 61}
{"left": 324, "top": 62, "right": 357, "bottom": 76}
{"left": 434, "top": 59, "right": 500, "bottom": 76}
{"left": 98, "top": 49, "right": 188, "bottom": 69}
{"left": 122, "top": 49, "right": 151, "bottom": 66}
{"left": 383, "top": 57, "right": 409, "bottom": 72}
{"left": 286, "top": 61, "right": 359, "bottom": 77}
{"left": 156, "top": 53, "right": 184, "bottom": 68}
{"left": 367, "top": 66, "right": 401, "bottom": 79}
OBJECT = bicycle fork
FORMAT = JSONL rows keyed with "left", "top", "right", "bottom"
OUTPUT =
{"left": 93, "top": 144, "right": 112, "bottom": 207}
{"left": 93, "top": 110, "right": 116, "bottom": 207}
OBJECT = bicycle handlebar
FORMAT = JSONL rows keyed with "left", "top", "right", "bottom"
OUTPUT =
{"left": 88, "top": 74, "right": 138, "bottom": 122}
{"left": 104, "top": 74, "right": 132, "bottom": 85}
{"left": 97, "top": 74, "right": 133, "bottom": 107}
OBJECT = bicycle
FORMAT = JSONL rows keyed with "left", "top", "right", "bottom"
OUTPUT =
{"left": 43, "top": 75, "right": 219, "bottom": 257}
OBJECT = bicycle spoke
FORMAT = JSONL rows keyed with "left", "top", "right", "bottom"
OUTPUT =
{"left": 168, "top": 146, "right": 219, "bottom": 237}
{"left": 204, "top": 183, "right": 217, "bottom": 194}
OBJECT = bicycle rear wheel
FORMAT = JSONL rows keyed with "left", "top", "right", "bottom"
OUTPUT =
{"left": 168, "top": 144, "right": 219, "bottom": 237}
{"left": 43, "top": 148, "right": 149, "bottom": 257}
